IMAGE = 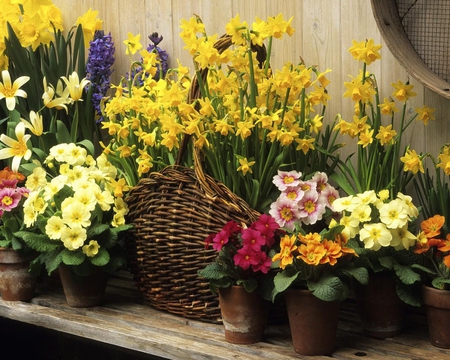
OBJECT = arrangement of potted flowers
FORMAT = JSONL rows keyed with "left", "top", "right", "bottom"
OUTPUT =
{"left": 15, "top": 143, "right": 132, "bottom": 306}
{"left": 268, "top": 170, "right": 368, "bottom": 355}
{"left": 198, "top": 214, "right": 282, "bottom": 344}
{"left": 329, "top": 38, "right": 434, "bottom": 338}
{"left": 333, "top": 189, "right": 422, "bottom": 338}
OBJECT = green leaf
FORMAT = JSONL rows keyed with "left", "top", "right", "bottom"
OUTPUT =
{"left": 56, "top": 120, "right": 72, "bottom": 144}
{"left": 273, "top": 268, "right": 299, "bottom": 296}
{"left": 378, "top": 256, "right": 394, "bottom": 270}
{"left": 396, "top": 282, "right": 422, "bottom": 307}
{"left": 411, "top": 263, "right": 436, "bottom": 276}
{"left": 89, "top": 248, "right": 110, "bottom": 267}
{"left": 307, "top": 273, "right": 345, "bottom": 302}
{"left": 431, "top": 277, "right": 450, "bottom": 290}
{"left": 61, "top": 249, "right": 86, "bottom": 266}
{"left": 16, "top": 231, "right": 59, "bottom": 252}
{"left": 239, "top": 278, "right": 258, "bottom": 293}
{"left": 198, "top": 262, "right": 228, "bottom": 280}
{"left": 44, "top": 250, "right": 63, "bottom": 275}
{"left": 340, "top": 266, "right": 369, "bottom": 285}
{"left": 87, "top": 224, "right": 110, "bottom": 239}
{"left": 393, "top": 264, "right": 421, "bottom": 285}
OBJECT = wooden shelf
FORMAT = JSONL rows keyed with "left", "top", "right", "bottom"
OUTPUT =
{"left": 1, "top": 274, "right": 449, "bottom": 359}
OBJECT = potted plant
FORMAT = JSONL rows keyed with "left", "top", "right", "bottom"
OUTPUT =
{"left": 269, "top": 170, "right": 368, "bottom": 356}
{"left": 333, "top": 190, "right": 422, "bottom": 338}
{"left": 13, "top": 143, "right": 132, "bottom": 307}
{"left": 198, "top": 214, "right": 283, "bottom": 344}
{"left": 410, "top": 147, "right": 450, "bottom": 348}
{"left": 0, "top": 167, "right": 37, "bottom": 301}
{"left": 330, "top": 38, "right": 434, "bottom": 338}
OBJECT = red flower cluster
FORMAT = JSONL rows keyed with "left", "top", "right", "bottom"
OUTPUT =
{"left": 205, "top": 214, "right": 281, "bottom": 274}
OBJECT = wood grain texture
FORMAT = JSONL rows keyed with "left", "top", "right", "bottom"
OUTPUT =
{"left": 1, "top": 275, "right": 450, "bottom": 360}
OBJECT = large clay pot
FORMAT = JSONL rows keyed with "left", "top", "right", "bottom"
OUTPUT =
{"left": 284, "top": 288, "right": 340, "bottom": 356}
{"left": 0, "top": 248, "right": 36, "bottom": 301}
{"left": 354, "top": 271, "right": 404, "bottom": 339}
{"left": 58, "top": 264, "right": 108, "bottom": 307}
{"left": 422, "top": 284, "right": 450, "bottom": 348}
{"left": 218, "top": 285, "right": 268, "bottom": 344}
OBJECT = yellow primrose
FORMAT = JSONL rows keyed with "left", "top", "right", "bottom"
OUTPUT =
{"left": 82, "top": 240, "right": 101, "bottom": 257}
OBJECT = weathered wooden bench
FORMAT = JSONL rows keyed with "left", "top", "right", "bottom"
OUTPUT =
{"left": 1, "top": 272, "right": 449, "bottom": 360}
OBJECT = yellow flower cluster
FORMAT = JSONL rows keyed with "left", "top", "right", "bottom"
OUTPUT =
{"left": 22, "top": 143, "right": 129, "bottom": 255}
{"left": 103, "top": 14, "right": 342, "bottom": 212}
{"left": 332, "top": 38, "right": 435, "bottom": 196}
{"left": 0, "top": 1, "right": 101, "bottom": 69}
{"left": 333, "top": 190, "right": 419, "bottom": 251}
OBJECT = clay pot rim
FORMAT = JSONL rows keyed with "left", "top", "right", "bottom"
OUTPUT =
{"left": 422, "top": 284, "right": 450, "bottom": 308}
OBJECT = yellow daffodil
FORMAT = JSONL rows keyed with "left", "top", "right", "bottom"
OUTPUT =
{"left": 0, "top": 122, "right": 32, "bottom": 172}
{"left": 75, "top": 8, "right": 103, "bottom": 47}
{"left": 415, "top": 105, "right": 435, "bottom": 125}
{"left": 123, "top": 32, "right": 142, "bottom": 55}
{"left": 375, "top": 125, "right": 397, "bottom": 146}
{"left": 400, "top": 149, "right": 424, "bottom": 174}
{"left": 391, "top": 80, "right": 417, "bottom": 102}
{"left": 0, "top": 70, "right": 30, "bottom": 111}
{"left": 237, "top": 157, "right": 255, "bottom": 175}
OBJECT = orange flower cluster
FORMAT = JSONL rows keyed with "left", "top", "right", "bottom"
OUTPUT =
{"left": 273, "top": 231, "right": 357, "bottom": 269}
{"left": 414, "top": 215, "right": 450, "bottom": 268}
{"left": 0, "top": 166, "right": 25, "bottom": 182}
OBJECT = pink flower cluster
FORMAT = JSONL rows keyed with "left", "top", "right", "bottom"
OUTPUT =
{"left": 269, "top": 170, "right": 339, "bottom": 230}
{"left": 205, "top": 214, "right": 280, "bottom": 274}
{"left": 0, "top": 176, "right": 29, "bottom": 217}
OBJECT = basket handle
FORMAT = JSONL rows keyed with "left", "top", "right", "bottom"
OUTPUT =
{"left": 175, "top": 34, "right": 267, "bottom": 167}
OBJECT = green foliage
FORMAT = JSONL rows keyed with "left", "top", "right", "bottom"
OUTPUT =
{"left": 308, "top": 273, "right": 347, "bottom": 302}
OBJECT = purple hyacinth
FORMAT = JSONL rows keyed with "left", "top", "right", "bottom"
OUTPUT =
{"left": 86, "top": 30, "right": 115, "bottom": 123}
{"left": 147, "top": 32, "right": 169, "bottom": 80}
{"left": 127, "top": 32, "right": 169, "bottom": 87}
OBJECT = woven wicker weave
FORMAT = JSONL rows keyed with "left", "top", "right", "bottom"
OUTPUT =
{"left": 125, "top": 34, "right": 265, "bottom": 323}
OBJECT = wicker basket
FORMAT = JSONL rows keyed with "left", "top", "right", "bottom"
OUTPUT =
{"left": 125, "top": 34, "right": 265, "bottom": 323}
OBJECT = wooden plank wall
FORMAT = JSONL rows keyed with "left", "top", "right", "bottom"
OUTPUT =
{"left": 52, "top": 0, "right": 450, "bottom": 161}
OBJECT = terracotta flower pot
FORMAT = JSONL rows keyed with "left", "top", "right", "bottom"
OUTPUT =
{"left": 58, "top": 264, "right": 108, "bottom": 307}
{"left": 422, "top": 284, "right": 450, "bottom": 348}
{"left": 0, "top": 248, "right": 36, "bottom": 301}
{"left": 218, "top": 285, "right": 268, "bottom": 344}
{"left": 354, "top": 271, "right": 404, "bottom": 338}
{"left": 284, "top": 288, "right": 340, "bottom": 356}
